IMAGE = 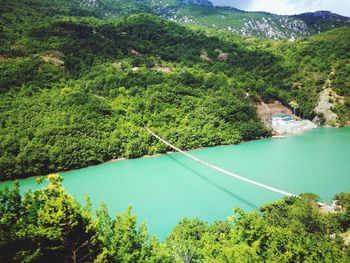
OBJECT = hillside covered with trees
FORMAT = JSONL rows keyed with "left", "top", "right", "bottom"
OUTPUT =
{"left": 1, "top": 175, "right": 350, "bottom": 262}
{"left": 0, "top": 0, "right": 349, "bottom": 181}
{"left": 68, "top": 0, "right": 350, "bottom": 39}
{"left": 1, "top": 1, "right": 350, "bottom": 262}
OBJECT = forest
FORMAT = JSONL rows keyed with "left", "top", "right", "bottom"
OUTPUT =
{"left": 1, "top": 1, "right": 350, "bottom": 262}
{"left": 1, "top": 175, "right": 350, "bottom": 262}
{"left": 1, "top": 0, "right": 349, "bottom": 181}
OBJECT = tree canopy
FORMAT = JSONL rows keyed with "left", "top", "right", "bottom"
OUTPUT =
{"left": 1, "top": 175, "right": 350, "bottom": 262}
{"left": 1, "top": 1, "right": 349, "bottom": 181}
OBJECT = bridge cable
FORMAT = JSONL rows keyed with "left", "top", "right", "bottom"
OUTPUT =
{"left": 146, "top": 127, "right": 297, "bottom": 197}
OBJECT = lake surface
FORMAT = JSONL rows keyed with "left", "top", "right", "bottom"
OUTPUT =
{"left": 1, "top": 127, "right": 350, "bottom": 239}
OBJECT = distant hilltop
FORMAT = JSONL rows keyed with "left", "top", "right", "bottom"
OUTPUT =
{"left": 78, "top": 0, "right": 350, "bottom": 40}
{"left": 179, "top": 0, "right": 213, "bottom": 7}
{"left": 298, "top": 11, "right": 350, "bottom": 20}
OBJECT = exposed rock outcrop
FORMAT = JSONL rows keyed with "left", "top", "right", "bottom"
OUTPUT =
{"left": 179, "top": 0, "right": 213, "bottom": 7}
{"left": 151, "top": 65, "right": 172, "bottom": 73}
{"left": 215, "top": 49, "right": 229, "bottom": 61}
{"left": 200, "top": 51, "right": 212, "bottom": 61}
{"left": 40, "top": 51, "right": 64, "bottom": 66}
{"left": 313, "top": 88, "right": 341, "bottom": 126}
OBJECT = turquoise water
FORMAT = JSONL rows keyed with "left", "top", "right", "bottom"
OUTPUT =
{"left": 1, "top": 127, "right": 350, "bottom": 239}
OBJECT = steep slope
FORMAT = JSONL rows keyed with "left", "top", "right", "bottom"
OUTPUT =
{"left": 0, "top": 2, "right": 271, "bottom": 180}
{"left": 0, "top": 0, "right": 349, "bottom": 181}
{"left": 297, "top": 11, "right": 350, "bottom": 32}
{"left": 158, "top": 5, "right": 350, "bottom": 39}
{"left": 263, "top": 27, "right": 350, "bottom": 123}
{"left": 5, "top": 0, "right": 348, "bottom": 39}
{"left": 77, "top": 0, "right": 350, "bottom": 39}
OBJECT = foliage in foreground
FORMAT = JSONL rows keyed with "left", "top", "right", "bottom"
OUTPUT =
{"left": 1, "top": 175, "right": 350, "bottom": 262}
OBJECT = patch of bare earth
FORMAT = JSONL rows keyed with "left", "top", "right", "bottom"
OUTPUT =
{"left": 151, "top": 65, "right": 172, "bottom": 73}
{"left": 200, "top": 51, "right": 212, "bottom": 61}
{"left": 0, "top": 55, "right": 10, "bottom": 61}
{"left": 200, "top": 49, "right": 229, "bottom": 62}
{"left": 130, "top": 49, "right": 140, "bottom": 56}
{"left": 256, "top": 100, "right": 316, "bottom": 135}
{"left": 256, "top": 100, "right": 293, "bottom": 127}
{"left": 215, "top": 49, "right": 229, "bottom": 61}
{"left": 40, "top": 51, "right": 64, "bottom": 66}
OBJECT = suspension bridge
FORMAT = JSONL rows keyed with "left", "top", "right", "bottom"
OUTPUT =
{"left": 146, "top": 127, "right": 332, "bottom": 209}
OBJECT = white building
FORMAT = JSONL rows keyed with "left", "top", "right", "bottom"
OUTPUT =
{"left": 271, "top": 113, "right": 317, "bottom": 135}
{"left": 271, "top": 113, "right": 294, "bottom": 126}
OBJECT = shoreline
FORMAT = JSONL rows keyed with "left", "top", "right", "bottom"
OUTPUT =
{"left": 0, "top": 138, "right": 264, "bottom": 183}
{"left": 1, "top": 126, "right": 348, "bottom": 184}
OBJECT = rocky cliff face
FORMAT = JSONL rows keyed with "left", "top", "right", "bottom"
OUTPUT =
{"left": 154, "top": 4, "right": 350, "bottom": 40}
{"left": 179, "top": 0, "right": 213, "bottom": 7}
{"left": 313, "top": 88, "right": 340, "bottom": 126}
{"left": 80, "top": 0, "right": 350, "bottom": 40}
{"left": 226, "top": 15, "right": 310, "bottom": 39}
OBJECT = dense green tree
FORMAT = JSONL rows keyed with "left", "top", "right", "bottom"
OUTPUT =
{"left": 1, "top": 177, "right": 350, "bottom": 262}
{"left": 0, "top": 0, "right": 349, "bottom": 182}
{"left": 334, "top": 192, "right": 350, "bottom": 231}
{"left": 165, "top": 218, "right": 209, "bottom": 263}
{"left": 0, "top": 174, "right": 99, "bottom": 262}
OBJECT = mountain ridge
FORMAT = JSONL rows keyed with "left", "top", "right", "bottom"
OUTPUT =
{"left": 0, "top": 0, "right": 349, "bottom": 180}
{"left": 3, "top": 0, "right": 348, "bottom": 39}
{"left": 180, "top": 0, "right": 213, "bottom": 7}
{"left": 78, "top": 0, "right": 350, "bottom": 39}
